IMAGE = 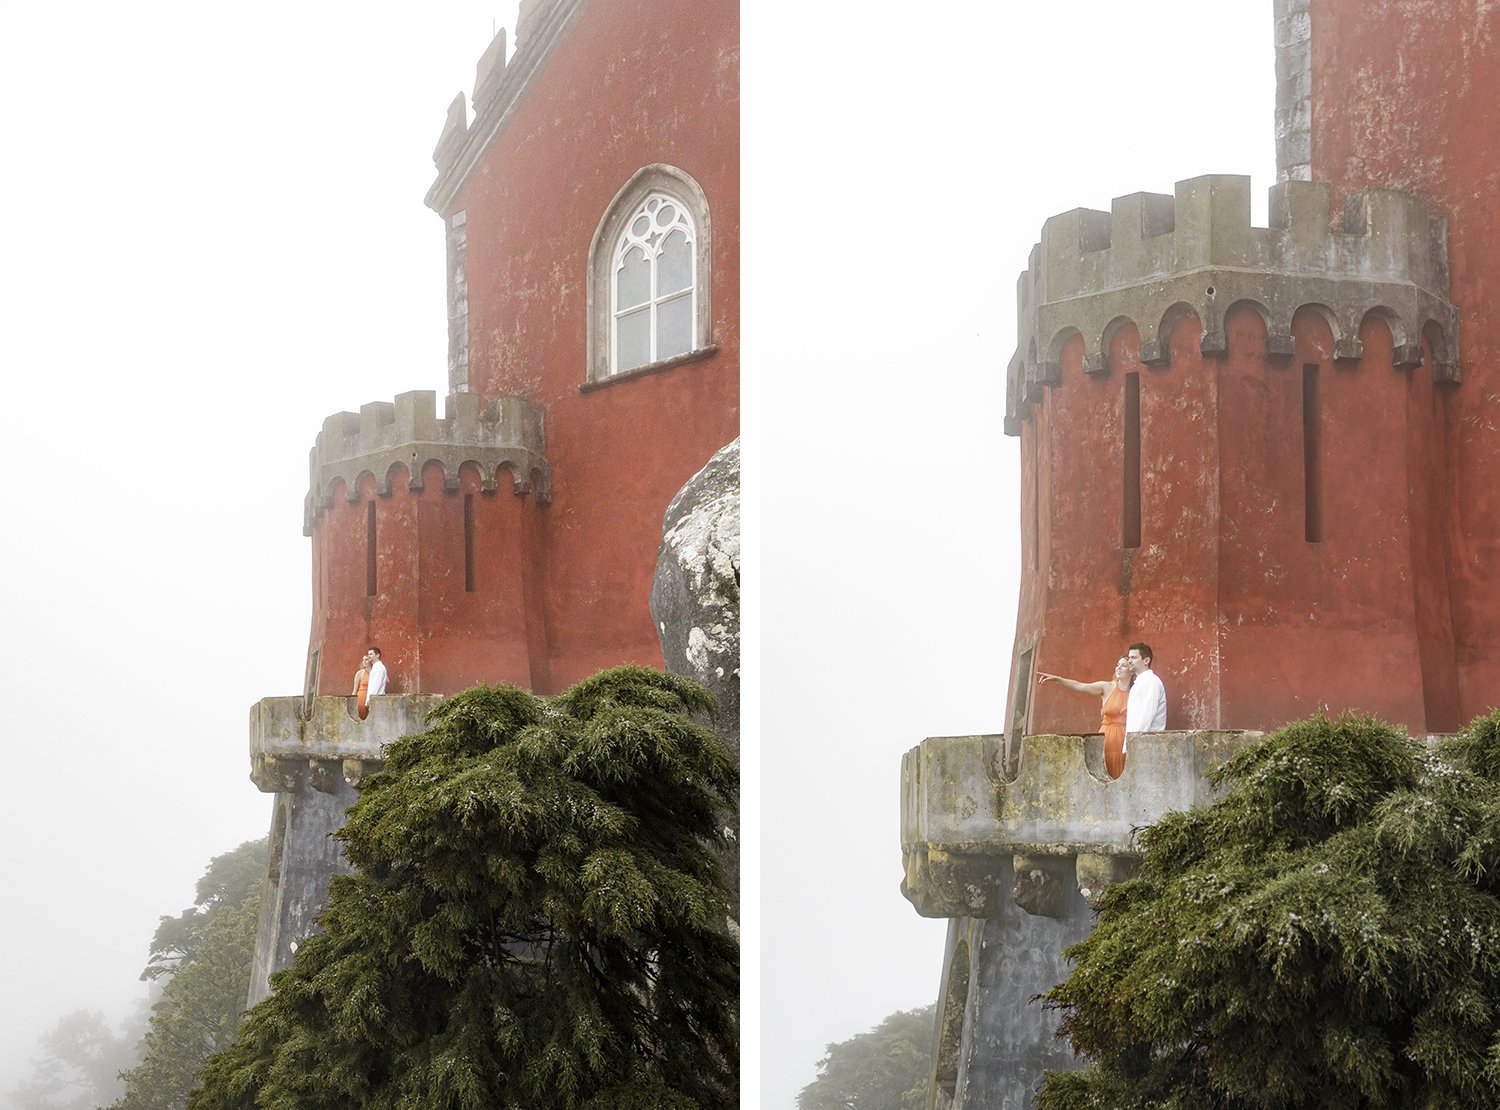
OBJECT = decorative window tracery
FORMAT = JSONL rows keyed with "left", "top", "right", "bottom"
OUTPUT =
{"left": 612, "top": 194, "right": 697, "bottom": 374}
{"left": 587, "top": 165, "right": 711, "bottom": 383}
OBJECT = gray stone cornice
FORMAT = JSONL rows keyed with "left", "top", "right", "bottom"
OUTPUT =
{"left": 899, "top": 730, "right": 1260, "bottom": 918}
{"left": 1005, "top": 175, "right": 1462, "bottom": 435}
{"left": 249, "top": 694, "right": 443, "bottom": 793}
{"left": 424, "top": 0, "right": 588, "bottom": 216}
{"left": 303, "top": 389, "right": 551, "bottom": 535}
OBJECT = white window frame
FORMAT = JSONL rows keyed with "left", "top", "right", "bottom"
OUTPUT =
{"left": 587, "top": 164, "right": 712, "bottom": 382}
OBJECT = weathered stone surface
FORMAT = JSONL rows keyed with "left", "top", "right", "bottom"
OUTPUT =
{"left": 651, "top": 438, "right": 740, "bottom": 754}
{"left": 901, "top": 731, "right": 1255, "bottom": 917}
{"left": 934, "top": 894, "right": 1095, "bottom": 1109}
{"left": 1074, "top": 851, "right": 1140, "bottom": 907}
{"left": 249, "top": 694, "right": 442, "bottom": 792}
{"left": 902, "top": 846, "right": 1004, "bottom": 919}
{"left": 246, "top": 694, "right": 440, "bottom": 1005}
{"left": 1006, "top": 174, "right": 1460, "bottom": 434}
{"left": 904, "top": 729, "right": 1261, "bottom": 1106}
{"left": 247, "top": 784, "right": 360, "bottom": 1008}
{"left": 1011, "top": 853, "right": 1070, "bottom": 918}
{"left": 303, "top": 390, "right": 549, "bottom": 535}
{"left": 651, "top": 437, "right": 739, "bottom": 910}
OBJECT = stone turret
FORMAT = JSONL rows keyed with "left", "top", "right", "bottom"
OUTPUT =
{"left": 1004, "top": 175, "right": 1463, "bottom": 747}
{"left": 303, "top": 389, "right": 552, "bottom": 700}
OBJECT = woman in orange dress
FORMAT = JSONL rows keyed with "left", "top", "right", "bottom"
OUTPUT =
{"left": 353, "top": 651, "right": 371, "bottom": 720}
{"left": 1036, "top": 658, "right": 1135, "bottom": 779}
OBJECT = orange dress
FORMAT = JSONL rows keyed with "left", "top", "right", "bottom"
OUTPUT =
{"left": 1101, "top": 685, "right": 1128, "bottom": 779}
{"left": 356, "top": 669, "right": 370, "bottom": 720}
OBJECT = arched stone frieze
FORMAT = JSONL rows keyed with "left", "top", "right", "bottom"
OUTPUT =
{"left": 304, "top": 389, "right": 551, "bottom": 533}
{"left": 1006, "top": 175, "right": 1462, "bottom": 433}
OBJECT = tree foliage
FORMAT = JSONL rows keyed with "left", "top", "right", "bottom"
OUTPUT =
{"left": 111, "top": 838, "right": 268, "bottom": 1110}
{"left": 189, "top": 666, "right": 739, "bottom": 1110}
{"left": 798, "top": 1005, "right": 935, "bottom": 1110}
{"left": 1038, "top": 710, "right": 1500, "bottom": 1109}
{"left": 8, "top": 1009, "right": 139, "bottom": 1110}
{"left": 138, "top": 839, "right": 268, "bottom": 982}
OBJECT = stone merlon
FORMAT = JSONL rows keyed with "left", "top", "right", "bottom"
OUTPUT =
{"left": 425, "top": 0, "right": 583, "bottom": 214}
{"left": 900, "top": 731, "right": 1259, "bottom": 918}
{"left": 1006, "top": 175, "right": 1461, "bottom": 434}
{"left": 249, "top": 694, "right": 442, "bottom": 793}
{"left": 304, "top": 389, "right": 550, "bottom": 535}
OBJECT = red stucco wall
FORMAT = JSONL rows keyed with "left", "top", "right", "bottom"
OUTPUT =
{"left": 1019, "top": 306, "right": 1456, "bottom": 737}
{"left": 307, "top": 0, "right": 738, "bottom": 697}
{"left": 1308, "top": 0, "right": 1496, "bottom": 725}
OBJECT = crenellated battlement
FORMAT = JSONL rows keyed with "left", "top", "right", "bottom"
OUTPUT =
{"left": 303, "top": 389, "right": 550, "bottom": 534}
{"left": 426, "top": 0, "right": 584, "bottom": 212}
{"left": 1005, "top": 175, "right": 1461, "bottom": 433}
{"left": 900, "top": 730, "right": 1259, "bottom": 918}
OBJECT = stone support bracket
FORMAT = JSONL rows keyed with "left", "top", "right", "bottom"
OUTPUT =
{"left": 249, "top": 694, "right": 442, "bottom": 794}
{"left": 900, "top": 730, "right": 1257, "bottom": 918}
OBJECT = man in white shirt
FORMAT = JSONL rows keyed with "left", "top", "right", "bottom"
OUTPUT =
{"left": 1125, "top": 642, "right": 1166, "bottom": 733}
{"left": 366, "top": 646, "right": 388, "bottom": 699}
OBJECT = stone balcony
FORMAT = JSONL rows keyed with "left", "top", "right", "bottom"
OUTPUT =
{"left": 249, "top": 694, "right": 443, "bottom": 794}
{"left": 900, "top": 730, "right": 1260, "bottom": 920}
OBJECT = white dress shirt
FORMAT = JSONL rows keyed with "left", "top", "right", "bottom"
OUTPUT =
{"left": 1126, "top": 668, "right": 1166, "bottom": 732}
{"left": 367, "top": 659, "right": 388, "bottom": 698}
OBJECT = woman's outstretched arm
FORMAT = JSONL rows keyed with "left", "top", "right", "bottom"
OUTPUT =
{"left": 1036, "top": 672, "right": 1110, "bottom": 697}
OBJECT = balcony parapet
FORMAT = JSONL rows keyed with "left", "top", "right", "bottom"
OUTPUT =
{"left": 900, "top": 730, "right": 1259, "bottom": 919}
{"left": 249, "top": 694, "right": 443, "bottom": 794}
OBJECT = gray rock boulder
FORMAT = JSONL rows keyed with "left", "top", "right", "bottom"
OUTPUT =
{"left": 651, "top": 437, "right": 739, "bottom": 907}
{"left": 651, "top": 437, "right": 740, "bottom": 752}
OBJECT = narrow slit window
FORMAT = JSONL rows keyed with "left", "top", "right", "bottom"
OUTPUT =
{"left": 1029, "top": 455, "right": 1039, "bottom": 569}
{"left": 366, "top": 500, "right": 377, "bottom": 596}
{"left": 1123, "top": 373, "right": 1141, "bottom": 549}
{"left": 1303, "top": 365, "right": 1323, "bottom": 542}
{"left": 464, "top": 494, "right": 476, "bottom": 592}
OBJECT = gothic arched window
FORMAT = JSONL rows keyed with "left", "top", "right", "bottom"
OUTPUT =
{"left": 612, "top": 194, "right": 696, "bottom": 373}
{"left": 588, "top": 165, "right": 711, "bottom": 382}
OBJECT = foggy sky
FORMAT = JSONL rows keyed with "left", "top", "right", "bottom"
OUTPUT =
{"left": 0, "top": 0, "right": 520, "bottom": 1093}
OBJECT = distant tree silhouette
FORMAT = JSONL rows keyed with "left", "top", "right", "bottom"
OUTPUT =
{"left": 799, "top": 1005, "right": 935, "bottom": 1110}
{"left": 112, "top": 838, "right": 266, "bottom": 1110}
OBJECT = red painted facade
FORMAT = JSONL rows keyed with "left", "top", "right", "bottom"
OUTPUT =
{"left": 1020, "top": 306, "right": 1457, "bottom": 738}
{"left": 305, "top": 0, "right": 738, "bottom": 698}
{"left": 1307, "top": 0, "right": 1499, "bottom": 729}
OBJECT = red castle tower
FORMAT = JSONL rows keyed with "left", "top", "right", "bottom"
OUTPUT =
{"left": 904, "top": 4, "right": 1499, "bottom": 1105}
{"left": 249, "top": 0, "right": 738, "bottom": 1002}
{"left": 302, "top": 0, "right": 737, "bottom": 701}
{"left": 1004, "top": 173, "right": 1462, "bottom": 746}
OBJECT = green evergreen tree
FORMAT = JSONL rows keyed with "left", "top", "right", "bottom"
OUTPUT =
{"left": 1038, "top": 710, "right": 1500, "bottom": 1109}
{"left": 9, "top": 1009, "right": 138, "bottom": 1110}
{"left": 798, "top": 1005, "right": 935, "bottom": 1110}
{"left": 189, "top": 666, "right": 738, "bottom": 1110}
{"left": 112, "top": 839, "right": 267, "bottom": 1110}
